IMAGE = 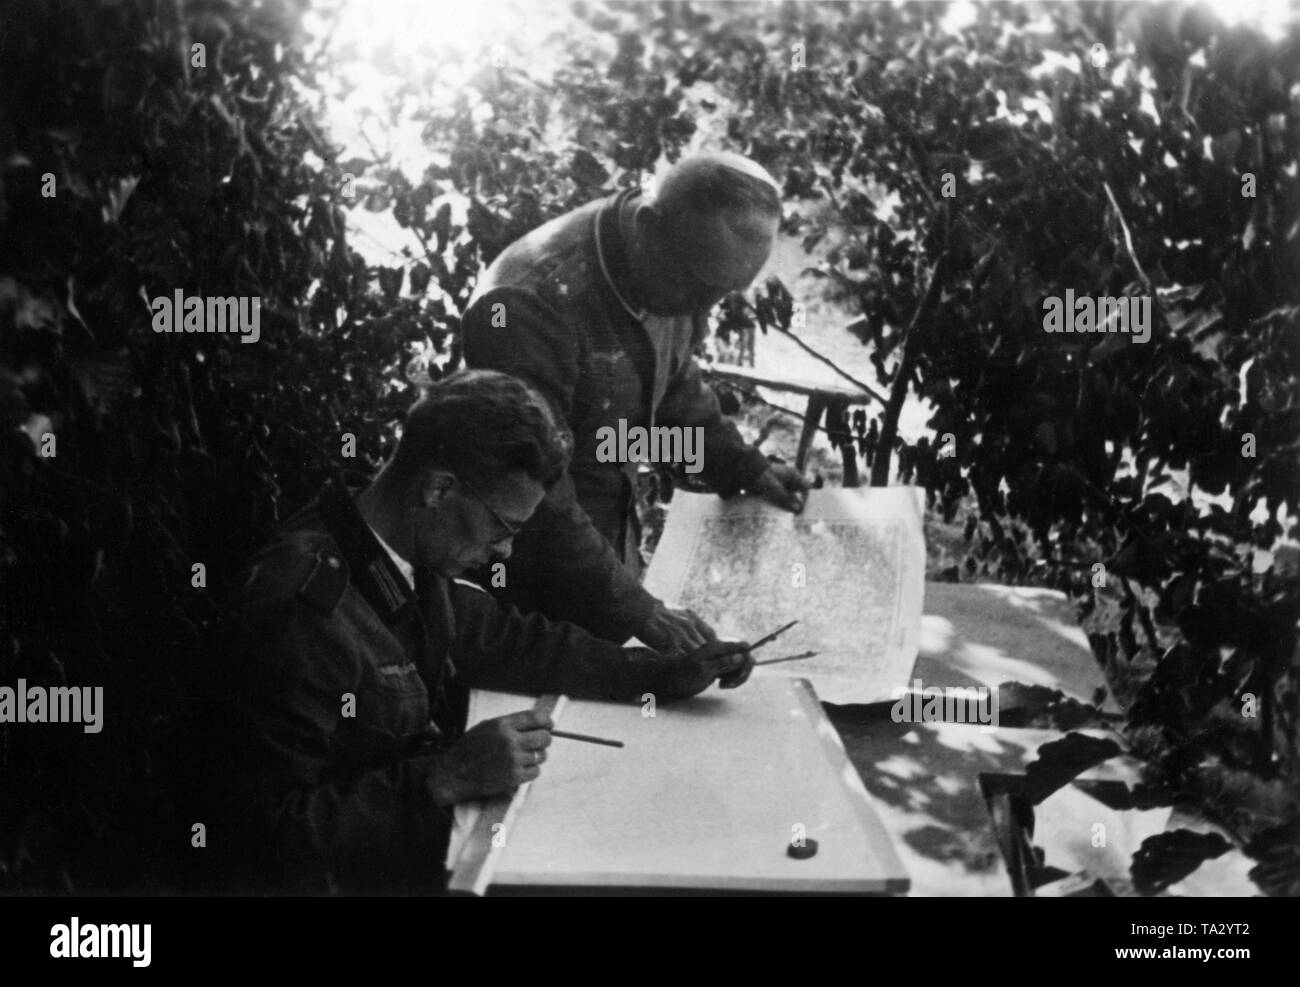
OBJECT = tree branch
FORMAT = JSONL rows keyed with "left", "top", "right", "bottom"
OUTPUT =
{"left": 767, "top": 323, "right": 889, "bottom": 405}
{"left": 1103, "top": 180, "right": 1153, "bottom": 292}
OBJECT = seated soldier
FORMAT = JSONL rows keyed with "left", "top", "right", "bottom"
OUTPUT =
{"left": 191, "top": 369, "right": 751, "bottom": 894}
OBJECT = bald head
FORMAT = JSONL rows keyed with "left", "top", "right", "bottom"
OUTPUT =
{"left": 630, "top": 152, "right": 782, "bottom": 316}
{"left": 652, "top": 152, "right": 782, "bottom": 228}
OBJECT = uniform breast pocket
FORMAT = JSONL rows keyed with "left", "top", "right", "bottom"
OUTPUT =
{"left": 367, "top": 662, "right": 430, "bottom": 738}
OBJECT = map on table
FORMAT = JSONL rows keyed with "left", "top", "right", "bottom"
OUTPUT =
{"left": 644, "top": 488, "right": 926, "bottom": 705}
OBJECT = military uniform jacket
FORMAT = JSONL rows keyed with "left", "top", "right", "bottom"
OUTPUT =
{"left": 197, "top": 480, "right": 673, "bottom": 895}
{"left": 461, "top": 188, "right": 771, "bottom": 642}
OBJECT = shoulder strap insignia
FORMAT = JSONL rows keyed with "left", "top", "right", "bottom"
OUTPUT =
{"left": 537, "top": 253, "right": 592, "bottom": 309}
{"left": 296, "top": 550, "right": 350, "bottom": 615}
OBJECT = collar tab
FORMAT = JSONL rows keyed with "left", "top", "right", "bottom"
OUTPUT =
{"left": 317, "top": 478, "right": 417, "bottom": 624}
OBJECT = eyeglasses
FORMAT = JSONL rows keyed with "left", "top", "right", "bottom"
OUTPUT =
{"left": 459, "top": 477, "right": 523, "bottom": 541}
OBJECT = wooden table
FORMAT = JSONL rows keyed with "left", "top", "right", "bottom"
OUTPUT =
{"left": 450, "top": 581, "right": 1221, "bottom": 897}
{"left": 704, "top": 362, "right": 878, "bottom": 484}
{"left": 829, "top": 581, "right": 1123, "bottom": 896}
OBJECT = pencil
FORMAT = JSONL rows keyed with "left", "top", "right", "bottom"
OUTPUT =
{"left": 754, "top": 649, "right": 819, "bottom": 667}
{"left": 550, "top": 729, "right": 625, "bottom": 748}
{"left": 748, "top": 619, "right": 799, "bottom": 653}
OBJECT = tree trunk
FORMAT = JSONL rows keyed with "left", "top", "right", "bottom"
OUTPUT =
{"left": 870, "top": 253, "right": 948, "bottom": 486}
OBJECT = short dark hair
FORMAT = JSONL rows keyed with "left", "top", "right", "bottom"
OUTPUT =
{"left": 388, "top": 369, "right": 572, "bottom": 491}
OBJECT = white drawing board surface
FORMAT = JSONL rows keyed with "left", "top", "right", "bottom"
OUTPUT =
{"left": 454, "top": 676, "right": 909, "bottom": 893}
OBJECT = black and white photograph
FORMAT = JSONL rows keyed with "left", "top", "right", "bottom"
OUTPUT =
{"left": 0, "top": 0, "right": 1295, "bottom": 955}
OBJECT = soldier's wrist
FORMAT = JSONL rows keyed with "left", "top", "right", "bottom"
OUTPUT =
{"left": 716, "top": 449, "right": 771, "bottom": 498}
{"left": 639, "top": 599, "right": 666, "bottom": 628}
{"left": 423, "top": 752, "right": 464, "bottom": 808}
{"left": 623, "top": 589, "right": 658, "bottom": 636}
{"left": 606, "top": 646, "right": 669, "bottom": 704}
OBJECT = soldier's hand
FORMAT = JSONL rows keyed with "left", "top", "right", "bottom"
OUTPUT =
{"left": 639, "top": 603, "right": 717, "bottom": 658}
{"left": 428, "top": 709, "right": 553, "bottom": 806}
{"left": 661, "top": 638, "right": 753, "bottom": 700}
{"left": 748, "top": 463, "right": 809, "bottom": 513}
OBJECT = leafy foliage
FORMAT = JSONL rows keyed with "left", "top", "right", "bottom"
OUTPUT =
{"left": 1, "top": 0, "right": 1296, "bottom": 893}
{"left": 0, "top": 0, "right": 413, "bottom": 890}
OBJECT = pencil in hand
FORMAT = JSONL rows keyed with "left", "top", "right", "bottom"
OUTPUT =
{"left": 549, "top": 728, "right": 624, "bottom": 749}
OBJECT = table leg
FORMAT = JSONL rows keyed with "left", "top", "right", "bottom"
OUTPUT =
{"left": 796, "top": 394, "right": 827, "bottom": 472}
{"left": 841, "top": 440, "right": 860, "bottom": 488}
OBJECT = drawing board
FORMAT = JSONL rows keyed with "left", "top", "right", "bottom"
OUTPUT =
{"left": 448, "top": 676, "right": 909, "bottom": 894}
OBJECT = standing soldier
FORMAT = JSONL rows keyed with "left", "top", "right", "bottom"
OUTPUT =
{"left": 462, "top": 151, "right": 809, "bottom": 654}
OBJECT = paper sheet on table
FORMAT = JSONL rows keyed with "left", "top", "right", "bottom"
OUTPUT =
{"left": 444, "top": 691, "right": 561, "bottom": 873}
{"left": 452, "top": 683, "right": 909, "bottom": 893}
{"left": 644, "top": 488, "right": 926, "bottom": 705}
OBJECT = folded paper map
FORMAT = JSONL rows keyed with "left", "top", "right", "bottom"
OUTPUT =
{"left": 644, "top": 488, "right": 926, "bottom": 705}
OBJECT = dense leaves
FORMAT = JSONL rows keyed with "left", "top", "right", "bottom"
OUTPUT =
{"left": 0, "top": 0, "right": 414, "bottom": 890}
{"left": 1, "top": 0, "right": 1296, "bottom": 892}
